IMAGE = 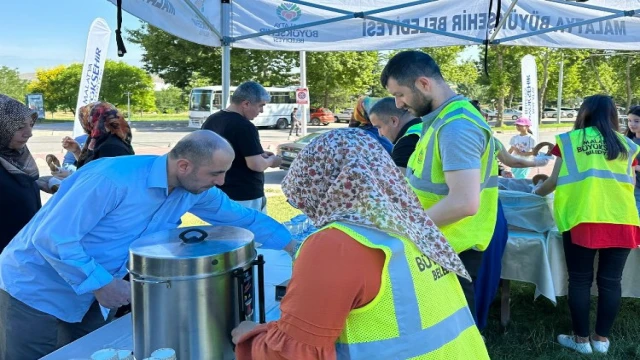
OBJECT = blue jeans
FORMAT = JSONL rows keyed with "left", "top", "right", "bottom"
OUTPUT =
{"left": 634, "top": 186, "right": 640, "bottom": 215}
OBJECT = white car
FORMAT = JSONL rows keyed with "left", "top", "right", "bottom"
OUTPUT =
{"left": 542, "top": 108, "right": 576, "bottom": 118}
{"left": 334, "top": 108, "right": 353, "bottom": 123}
{"left": 487, "top": 108, "right": 522, "bottom": 120}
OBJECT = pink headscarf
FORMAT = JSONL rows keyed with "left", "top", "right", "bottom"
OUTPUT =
{"left": 281, "top": 128, "right": 469, "bottom": 279}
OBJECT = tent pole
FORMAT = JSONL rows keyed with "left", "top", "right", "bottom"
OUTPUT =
{"left": 300, "top": 50, "right": 308, "bottom": 137}
{"left": 221, "top": 0, "right": 231, "bottom": 109}
{"left": 557, "top": 52, "right": 563, "bottom": 124}
{"left": 489, "top": 0, "right": 520, "bottom": 43}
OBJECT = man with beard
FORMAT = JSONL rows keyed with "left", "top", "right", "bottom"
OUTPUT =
{"left": 380, "top": 51, "right": 498, "bottom": 323}
{"left": 0, "top": 130, "right": 295, "bottom": 360}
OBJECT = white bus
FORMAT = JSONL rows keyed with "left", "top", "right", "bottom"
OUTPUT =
{"left": 188, "top": 85, "right": 300, "bottom": 129}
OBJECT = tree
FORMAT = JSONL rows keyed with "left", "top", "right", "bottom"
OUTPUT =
{"left": 27, "top": 65, "right": 67, "bottom": 116}
{"left": 27, "top": 61, "right": 156, "bottom": 115}
{"left": 156, "top": 87, "right": 187, "bottom": 113}
{"left": 127, "top": 24, "right": 298, "bottom": 89}
{"left": 423, "top": 46, "right": 479, "bottom": 89}
{"left": 101, "top": 60, "right": 156, "bottom": 112}
{"left": 306, "top": 51, "right": 378, "bottom": 109}
{"left": 0, "top": 67, "right": 29, "bottom": 102}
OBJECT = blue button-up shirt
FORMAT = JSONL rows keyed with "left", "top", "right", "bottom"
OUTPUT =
{"left": 0, "top": 155, "right": 290, "bottom": 323}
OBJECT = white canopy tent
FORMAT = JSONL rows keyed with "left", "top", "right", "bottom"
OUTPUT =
{"left": 107, "top": 0, "right": 640, "bottom": 117}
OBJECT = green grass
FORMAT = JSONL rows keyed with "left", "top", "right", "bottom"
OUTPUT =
{"left": 39, "top": 112, "right": 189, "bottom": 123}
{"left": 484, "top": 283, "right": 640, "bottom": 359}
{"left": 180, "top": 190, "right": 640, "bottom": 359}
{"left": 180, "top": 189, "right": 300, "bottom": 227}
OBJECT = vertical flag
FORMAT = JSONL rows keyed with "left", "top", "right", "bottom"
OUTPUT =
{"left": 73, "top": 18, "right": 111, "bottom": 137}
{"left": 521, "top": 55, "right": 540, "bottom": 142}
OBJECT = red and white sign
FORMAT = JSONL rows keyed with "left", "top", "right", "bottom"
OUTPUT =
{"left": 295, "top": 88, "right": 309, "bottom": 105}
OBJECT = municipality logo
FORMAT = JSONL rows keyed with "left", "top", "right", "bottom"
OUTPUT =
{"left": 277, "top": 3, "right": 302, "bottom": 22}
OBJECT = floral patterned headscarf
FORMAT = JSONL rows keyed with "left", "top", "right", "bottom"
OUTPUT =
{"left": 282, "top": 128, "right": 469, "bottom": 279}
{"left": 78, "top": 101, "right": 131, "bottom": 151}
{"left": 350, "top": 96, "right": 381, "bottom": 126}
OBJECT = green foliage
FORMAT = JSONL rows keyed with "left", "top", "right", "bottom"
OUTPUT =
{"left": 27, "top": 65, "right": 68, "bottom": 116}
{"left": 27, "top": 61, "right": 156, "bottom": 114}
{"left": 127, "top": 23, "right": 298, "bottom": 89}
{"left": 306, "top": 51, "right": 378, "bottom": 109}
{"left": 101, "top": 60, "right": 156, "bottom": 112}
{"left": 156, "top": 87, "right": 187, "bottom": 113}
{"left": 0, "top": 66, "right": 29, "bottom": 102}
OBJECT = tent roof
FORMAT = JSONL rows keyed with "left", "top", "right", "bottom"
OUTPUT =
{"left": 109, "top": 0, "right": 640, "bottom": 51}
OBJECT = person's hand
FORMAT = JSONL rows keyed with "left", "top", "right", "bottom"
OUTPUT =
{"left": 52, "top": 169, "right": 72, "bottom": 179}
{"left": 62, "top": 136, "right": 81, "bottom": 153}
{"left": 93, "top": 279, "right": 131, "bottom": 310}
{"left": 270, "top": 155, "right": 283, "bottom": 168}
{"left": 502, "top": 170, "right": 514, "bottom": 178}
{"left": 231, "top": 321, "right": 259, "bottom": 344}
{"left": 531, "top": 183, "right": 544, "bottom": 196}
{"left": 533, "top": 156, "right": 550, "bottom": 167}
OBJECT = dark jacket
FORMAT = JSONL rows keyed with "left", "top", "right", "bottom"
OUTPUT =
{"left": 0, "top": 165, "right": 41, "bottom": 251}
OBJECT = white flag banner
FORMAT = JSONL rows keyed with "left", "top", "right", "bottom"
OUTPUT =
{"left": 521, "top": 54, "right": 539, "bottom": 142}
{"left": 73, "top": 18, "right": 112, "bottom": 137}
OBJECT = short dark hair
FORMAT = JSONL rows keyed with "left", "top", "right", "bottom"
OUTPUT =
{"left": 368, "top": 97, "right": 407, "bottom": 122}
{"left": 380, "top": 51, "right": 444, "bottom": 88}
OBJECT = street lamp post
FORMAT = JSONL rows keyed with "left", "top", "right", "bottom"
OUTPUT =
{"left": 124, "top": 92, "right": 132, "bottom": 123}
{"left": 557, "top": 53, "right": 564, "bottom": 124}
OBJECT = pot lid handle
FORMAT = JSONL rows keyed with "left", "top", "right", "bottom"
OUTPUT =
{"left": 179, "top": 228, "right": 208, "bottom": 244}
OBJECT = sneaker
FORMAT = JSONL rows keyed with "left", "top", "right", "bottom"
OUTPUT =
{"left": 590, "top": 337, "right": 610, "bottom": 354}
{"left": 557, "top": 334, "right": 593, "bottom": 354}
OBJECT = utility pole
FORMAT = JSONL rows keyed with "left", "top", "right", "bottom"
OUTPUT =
{"left": 124, "top": 92, "right": 132, "bottom": 123}
{"left": 557, "top": 53, "right": 564, "bottom": 124}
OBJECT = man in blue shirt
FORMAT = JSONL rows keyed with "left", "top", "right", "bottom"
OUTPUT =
{"left": 0, "top": 130, "right": 294, "bottom": 360}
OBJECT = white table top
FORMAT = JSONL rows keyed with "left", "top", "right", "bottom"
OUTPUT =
{"left": 41, "top": 249, "right": 292, "bottom": 360}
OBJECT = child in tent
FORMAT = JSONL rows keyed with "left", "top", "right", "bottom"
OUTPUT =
{"left": 508, "top": 117, "right": 536, "bottom": 179}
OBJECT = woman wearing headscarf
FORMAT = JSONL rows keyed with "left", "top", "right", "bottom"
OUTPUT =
{"left": 0, "top": 95, "right": 55, "bottom": 251}
{"left": 349, "top": 96, "right": 394, "bottom": 154}
{"left": 232, "top": 128, "right": 489, "bottom": 359}
{"left": 53, "top": 101, "right": 134, "bottom": 174}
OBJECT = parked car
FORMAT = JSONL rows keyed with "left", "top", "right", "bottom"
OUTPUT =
{"left": 309, "top": 107, "right": 335, "bottom": 126}
{"left": 542, "top": 108, "right": 575, "bottom": 118}
{"left": 486, "top": 108, "right": 522, "bottom": 120}
{"left": 334, "top": 108, "right": 353, "bottom": 123}
{"left": 561, "top": 107, "right": 577, "bottom": 118}
{"left": 277, "top": 131, "right": 328, "bottom": 170}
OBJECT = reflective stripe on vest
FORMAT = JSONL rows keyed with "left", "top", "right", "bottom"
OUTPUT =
{"left": 554, "top": 128, "right": 640, "bottom": 232}
{"left": 557, "top": 132, "right": 637, "bottom": 186}
{"left": 406, "top": 101, "right": 499, "bottom": 252}
{"left": 407, "top": 107, "right": 498, "bottom": 196}
{"left": 402, "top": 122, "right": 423, "bottom": 139}
{"left": 327, "top": 222, "right": 482, "bottom": 360}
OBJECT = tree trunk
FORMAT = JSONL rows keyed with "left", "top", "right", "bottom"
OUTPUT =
{"left": 496, "top": 49, "right": 504, "bottom": 127}
{"left": 508, "top": 90, "right": 515, "bottom": 109}
{"left": 626, "top": 56, "right": 633, "bottom": 110}
{"left": 589, "top": 56, "right": 608, "bottom": 94}
{"left": 538, "top": 51, "right": 551, "bottom": 124}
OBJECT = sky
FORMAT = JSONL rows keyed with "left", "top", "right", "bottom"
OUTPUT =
{"left": 0, "top": 1, "right": 145, "bottom": 74}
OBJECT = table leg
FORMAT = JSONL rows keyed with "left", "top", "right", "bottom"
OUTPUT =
{"left": 500, "top": 279, "right": 511, "bottom": 329}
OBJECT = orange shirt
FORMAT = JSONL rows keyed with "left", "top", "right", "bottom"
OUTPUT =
{"left": 235, "top": 228, "right": 385, "bottom": 360}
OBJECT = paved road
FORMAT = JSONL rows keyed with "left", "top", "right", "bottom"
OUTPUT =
{"left": 33, "top": 120, "right": 566, "bottom": 203}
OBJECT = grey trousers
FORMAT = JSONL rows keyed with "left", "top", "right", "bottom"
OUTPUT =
{"left": 0, "top": 289, "right": 108, "bottom": 360}
{"left": 236, "top": 196, "right": 268, "bottom": 214}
